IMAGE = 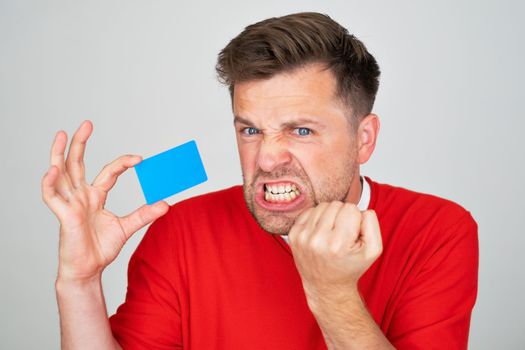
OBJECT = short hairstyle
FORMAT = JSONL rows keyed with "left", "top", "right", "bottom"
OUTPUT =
{"left": 216, "top": 12, "right": 381, "bottom": 122}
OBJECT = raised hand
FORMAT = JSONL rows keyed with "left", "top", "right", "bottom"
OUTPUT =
{"left": 41, "top": 120, "right": 169, "bottom": 283}
{"left": 288, "top": 201, "right": 382, "bottom": 307}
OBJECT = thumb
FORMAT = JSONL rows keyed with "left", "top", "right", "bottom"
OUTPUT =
{"left": 119, "top": 201, "right": 170, "bottom": 238}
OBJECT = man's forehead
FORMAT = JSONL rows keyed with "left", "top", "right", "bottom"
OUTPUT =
{"left": 233, "top": 64, "right": 336, "bottom": 101}
{"left": 233, "top": 96, "right": 335, "bottom": 127}
{"left": 233, "top": 66, "right": 340, "bottom": 118}
{"left": 234, "top": 92, "right": 316, "bottom": 115}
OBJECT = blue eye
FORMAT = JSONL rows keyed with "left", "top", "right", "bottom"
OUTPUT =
{"left": 242, "top": 127, "right": 259, "bottom": 135}
{"left": 294, "top": 127, "right": 312, "bottom": 136}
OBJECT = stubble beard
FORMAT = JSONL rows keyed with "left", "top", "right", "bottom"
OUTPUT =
{"left": 242, "top": 151, "right": 358, "bottom": 235}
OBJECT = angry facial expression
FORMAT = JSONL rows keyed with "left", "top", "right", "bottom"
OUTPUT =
{"left": 233, "top": 63, "right": 360, "bottom": 235}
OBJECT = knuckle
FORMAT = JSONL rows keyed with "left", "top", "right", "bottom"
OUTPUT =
{"left": 318, "top": 202, "right": 330, "bottom": 209}
{"left": 345, "top": 203, "right": 361, "bottom": 216}
{"left": 101, "top": 163, "right": 113, "bottom": 175}
{"left": 301, "top": 208, "right": 312, "bottom": 216}
{"left": 136, "top": 208, "right": 148, "bottom": 226}
{"left": 71, "top": 131, "right": 83, "bottom": 143}
{"left": 363, "top": 210, "right": 375, "bottom": 220}
{"left": 294, "top": 229, "right": 308, "bottom": 247}
{"left": 296, "top": 209, "right": 312, "bottom": 224}
{"left": 327, "top": 241, "right": 342, "bottom": 257}
{"left": 344, "top": 202, "right": 358, "bottom": 210}
{"left": 309, "top": 234, "right": 325, "bottom": 252}
{"left": 66, "top": 154, "right": 78, "bottom": 164}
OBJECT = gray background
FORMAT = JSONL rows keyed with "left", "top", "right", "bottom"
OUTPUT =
{"left": 1, "top": 0, "right": 523, "bottom": 348}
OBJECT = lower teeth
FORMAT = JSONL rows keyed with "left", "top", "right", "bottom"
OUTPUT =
{"left": 265, "top": 190, "right": 300, "bottom": 202}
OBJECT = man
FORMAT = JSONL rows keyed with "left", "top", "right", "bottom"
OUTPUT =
{"left": 41, "top": 12, "right": 478, "bottom": 349}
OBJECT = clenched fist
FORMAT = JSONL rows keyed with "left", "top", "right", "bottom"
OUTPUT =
{"left": 288, "top": 201, "right": 382, "bottom": 308}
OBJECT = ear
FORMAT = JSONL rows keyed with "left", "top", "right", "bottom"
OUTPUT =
{"left": 356, "top": 114, "right": 380, "bottom": 164}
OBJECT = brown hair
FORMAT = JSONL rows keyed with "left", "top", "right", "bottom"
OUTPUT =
{"left": 216, "top": 12, "right": 380, "bottom": 123}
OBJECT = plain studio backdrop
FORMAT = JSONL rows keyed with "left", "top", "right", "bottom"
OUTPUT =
{"left": 1, "top": 0, "right": 523, "bottom": 348}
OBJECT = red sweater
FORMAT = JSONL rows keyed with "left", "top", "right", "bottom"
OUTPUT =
{"left": 109, "top": 177, "right": 478, "bottom": 349}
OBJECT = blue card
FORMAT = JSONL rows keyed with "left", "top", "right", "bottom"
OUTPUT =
{"left": 134, "top": 140, "right": 208, "bottom": 204}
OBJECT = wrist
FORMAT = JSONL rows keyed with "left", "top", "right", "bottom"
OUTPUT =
{"left": 305, "top": 282, "right": 362, "bottom": 315}
{"left": 55, "top": 272, "right": 102, "bottom": 293}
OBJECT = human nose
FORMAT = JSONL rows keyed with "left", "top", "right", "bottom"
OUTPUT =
{"left": 256, "top": 137, "right": 292, "bottom": 173}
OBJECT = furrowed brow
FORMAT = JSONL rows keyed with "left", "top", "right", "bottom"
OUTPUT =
{"left": 281, "top": 118, "right": 325, "bottom": 129}
{"left": 233, "top": 116, "right": 326, "bottom": 130}
{"left": 233, "top": 116, "right": 254, "bottom": 126}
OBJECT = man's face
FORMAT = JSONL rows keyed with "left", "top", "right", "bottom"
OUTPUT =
{"left": 233, "top": 63, "right": 360, "bottom": 235}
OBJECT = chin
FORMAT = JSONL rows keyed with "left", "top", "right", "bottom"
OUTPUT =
{"left": 253, "top": 211, "right": 295, "bottom": 235}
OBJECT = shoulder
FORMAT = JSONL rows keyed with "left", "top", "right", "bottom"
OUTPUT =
{"left": 366, "top": 177, "right": 477, "bottom": 253}
{"left": 365, "top": 178, "right": 478, "bottom": 283}
{"left": 367, "top": 176, "right": 476, "bottom": 229}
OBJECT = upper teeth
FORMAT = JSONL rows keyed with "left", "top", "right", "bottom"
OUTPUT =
{"left": 265, "top": 183, "right": 299, "bottom": 195}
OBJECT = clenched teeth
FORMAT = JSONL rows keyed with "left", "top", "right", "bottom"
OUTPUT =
{"left": 264, "top": 183, "right": 301, "bottom": 203}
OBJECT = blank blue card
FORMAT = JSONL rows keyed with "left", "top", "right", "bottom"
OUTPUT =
{"left": 134, "top": 140, "right": 208, "bottom": 204}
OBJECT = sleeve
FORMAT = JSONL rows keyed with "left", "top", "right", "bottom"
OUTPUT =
{"left": 387, "top": 212, "right": 479, "bottom": 350}
{"left": 109, "top": 210, "right": 183, "bottom": 350}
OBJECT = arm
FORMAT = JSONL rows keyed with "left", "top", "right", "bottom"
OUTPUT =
{"left": 307, "top": 288, "right": 393, "bottom": 349}
{"left": 289, "top": 201, "right": 478, "bottom": 349}
{"left": 55, "top": 276, "right": 122, "bottom": 350}
{"left": 289, "top": 202, "right": 394, "bottom": 349}
{"left": 41, "top": 121, "right": 168, "bottom": 349}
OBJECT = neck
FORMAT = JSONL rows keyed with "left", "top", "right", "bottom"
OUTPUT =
{"left": 344, "top": 171, "right": 362, "bottom": 205}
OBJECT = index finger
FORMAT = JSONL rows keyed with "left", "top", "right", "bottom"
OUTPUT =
{"left": 92, "top": 154, "right": 143, "bottom": 193}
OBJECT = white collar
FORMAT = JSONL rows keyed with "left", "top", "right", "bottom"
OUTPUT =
{"left": 280, "top": 176, "right": 370, "bottom": 243}
{"left": 357, "top": 175, "right": 371, "bottom": 211}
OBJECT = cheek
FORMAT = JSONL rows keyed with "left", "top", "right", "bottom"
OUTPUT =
{"left": 291, "top": 138, "right": 353, "bottom": 183}
{"left": 290, "top": 145, "right": 325, "bottom": 181}
{"left": 238, "top": 143, "right": 259, "bottom": 176}
{"left": 305, "top": 155, "right": 332, "bottom": 186}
